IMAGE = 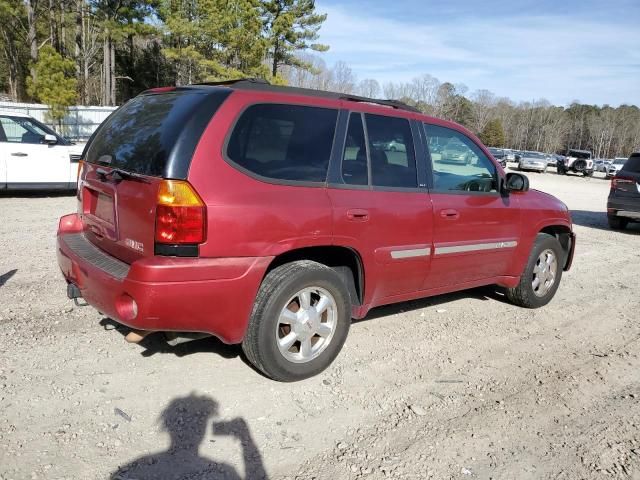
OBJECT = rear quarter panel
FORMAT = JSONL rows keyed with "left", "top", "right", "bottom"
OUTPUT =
{"left": 187, "top": 91, "right": 335, "bottom": 258}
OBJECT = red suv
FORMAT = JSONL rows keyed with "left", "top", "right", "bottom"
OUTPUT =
{"left": 57, "top": 79, "right": 575, "bottom": 381}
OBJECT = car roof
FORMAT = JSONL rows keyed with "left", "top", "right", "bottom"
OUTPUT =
{"left": 178, "top": 78, "right": 423, "bottom": 114}
{"left": 0, "top": 109, "right": 33, "bottom": 118}
{"left": 143, "top": 78, "right": 488, "bottom": 150}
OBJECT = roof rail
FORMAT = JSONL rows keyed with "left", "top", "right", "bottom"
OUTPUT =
{"left": 339, "top": 95, "right": 421, "bottom": 113}
{"left": 191, "top": 78, "right": 421, "bottom": 113}
{"left": 194, "top": 78, "right": 270, "bottom": 87}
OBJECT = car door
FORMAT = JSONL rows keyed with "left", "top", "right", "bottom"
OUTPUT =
{"left": 422, "top": 123, "right": 521, "bottom": 289}
{"left": 0, "top": 115, "right": 70, "bottom": 188}
{"left": 328, "top": 110, "right": 433, "bottom": 305}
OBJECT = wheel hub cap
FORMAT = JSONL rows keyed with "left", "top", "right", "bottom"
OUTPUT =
{"left": 275, "top": 287, "right": 338, "bottom": 364}
{"left": 532, "top": 249, "right": 558, "bottom": 297}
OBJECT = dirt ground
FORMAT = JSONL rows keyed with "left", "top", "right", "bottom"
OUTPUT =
{"left": 1, "top": 167, "right": 639, "bottom": 480}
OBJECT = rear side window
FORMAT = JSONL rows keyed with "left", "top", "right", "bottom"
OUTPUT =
{"left": 227, "top": 104, "right": 338, "bottom": 183}
{"left": 364, "top": 114, "right": 417, "bottom": 188}
{"left": 85, "top": 90, "right": 229, "bottom": 177}
{"left": 622, "top": 154, "right": 640, "bottom": 173}
{"left": 341, "top": 113, "right": 368, "bottom": 185}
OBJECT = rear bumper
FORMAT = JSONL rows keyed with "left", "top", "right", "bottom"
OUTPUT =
{"left": 57, "top": 214, "right": 272, "bottom": 344}
{"left": 607, "top": 198, "right": 640, "bottom": 219}
{"left": 520, "top": 163, "right": 546, "bottom": 171}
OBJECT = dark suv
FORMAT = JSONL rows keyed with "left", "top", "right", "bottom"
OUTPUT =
{"left": 57, "top": 80, "right": 575, "bottom": 381}
{"left": 607, "top": 153, "right": 640, "bottom": 230}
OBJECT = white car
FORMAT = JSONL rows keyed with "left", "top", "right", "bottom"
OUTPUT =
{"left": 606, "top": 157, "right": 628, "bottom": 178}
{"left": 594, "top": 159, "right": 612, "bottom": 173}
{"left": 518, "top": 151, "right": 548, "bottom": 173}
{"left": 0, "top": 110, "right": 84, "bottom": 190}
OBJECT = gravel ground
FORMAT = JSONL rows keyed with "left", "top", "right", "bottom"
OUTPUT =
{"left": 1, "top": 168, "right": 639, "bottom": 480}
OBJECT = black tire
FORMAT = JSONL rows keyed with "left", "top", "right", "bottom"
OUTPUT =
{"left": 242, "top": 260, "right": 351, "bottom": 382}
{"left": 506, "top": 233, "right": 564, "bottom": 309}
{"left": 583, "top": 170, "right": 593, "bottom": 177}
{"left": 573, "top": 159, "right": 587, "bottom": 172}
{"left": 608, "top": 215, "right": 628, "bottom": 230}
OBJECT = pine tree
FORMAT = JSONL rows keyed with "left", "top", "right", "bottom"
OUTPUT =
{"left": 479, "top": 119, "right": 506, "bottom": 147}
{"left": 262, "top": 0, "right": 328, "bottom": 78}
{"left": 26, "top": 45, "right": 78, "bottom": 126}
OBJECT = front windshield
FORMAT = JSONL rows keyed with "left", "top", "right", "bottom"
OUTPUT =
{"left": 613, "top": 159, "right": 626, "bottom": 165}
{"left": 526, "top": 152, "right": 545, "bottom": 159}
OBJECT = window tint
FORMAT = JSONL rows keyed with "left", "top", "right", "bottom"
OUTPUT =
{"left": 365, "top": 114, "right": 417, "bottom": 188}
{"left": 227, "top": 104, "right": 338, "bottom": 183}
{"left": 0, "top": 116, "right": 49, "bottom": 144}
{"left": 85, "top": 90, "right": 228, "bottom": 177}
{"left": 341, "top": 113, "right": 368, "bottom": 185}
{"left": 424, "top": 124, "right": 498, "bottom": 193}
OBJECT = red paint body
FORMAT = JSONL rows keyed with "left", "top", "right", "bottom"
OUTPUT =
{"left": 56, "top": 88, "right": 574, "bottom": 344}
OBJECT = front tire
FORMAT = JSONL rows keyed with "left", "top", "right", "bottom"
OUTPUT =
{"left": 506, "top": 233, "right": 564, "bottom": 308}
{"left": 242, "top": 261, "right": 351, "bottom": 382}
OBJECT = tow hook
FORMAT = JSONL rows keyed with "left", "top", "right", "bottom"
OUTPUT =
{"left": 66, "top": 283, "right": 88, "bottom": 307}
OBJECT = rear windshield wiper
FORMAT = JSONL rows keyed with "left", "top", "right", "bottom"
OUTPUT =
{"left": 95, "top": 167, "right": 150, "bottom": 183}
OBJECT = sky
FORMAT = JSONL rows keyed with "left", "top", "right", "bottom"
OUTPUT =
{"left": 315, "top": 0, "right": 640, "bottom": 106}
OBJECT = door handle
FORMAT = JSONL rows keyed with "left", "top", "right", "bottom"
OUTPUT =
{"left": 10, "top": 152, "right": 28, "bottom": 157}
{"left": 347, "top": 209, "right": 369, "bottom": 221}
{"left": 440, "top": 209, "right": 460, "bottom": 220}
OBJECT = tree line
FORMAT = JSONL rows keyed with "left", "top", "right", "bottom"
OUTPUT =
{"left": 281, "top": 58, "right": 639, "bottom": 159}
{"left": 1, "top": 0, "right": 638, "bottom": 158}
{"left": 0, "top": 0, "right": 327, "bottom": 113}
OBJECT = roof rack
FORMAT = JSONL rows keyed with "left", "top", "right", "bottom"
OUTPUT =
{"left": 192, "top": 78, "right": 421, "bottom": 113}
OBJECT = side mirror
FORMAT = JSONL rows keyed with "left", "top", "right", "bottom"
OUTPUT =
{"left": 504, "top": 172, "right": 529, "bottom": 193}
{"left": 43, "top": 133, "right": 58, "bottom": 145}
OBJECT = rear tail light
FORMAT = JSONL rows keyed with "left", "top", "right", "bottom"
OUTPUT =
{"left": 155, "top": 180, "right": 206, "bottom": 244}
{"left": 611, "top": 176, "right": 634, "bottom": 190}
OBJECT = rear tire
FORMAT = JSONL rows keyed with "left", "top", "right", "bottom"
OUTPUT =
{"left": 506, "top": 233, "right": 564, "bottom": 309}
{"left": 242, "top": 261, "right": 351, "bottom": 382}
{"left": 608, "top": 215, "right": 628, "bottom": 230}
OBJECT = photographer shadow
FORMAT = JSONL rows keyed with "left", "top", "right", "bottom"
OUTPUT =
{"left": 111, "top": 393, "right": 268, "bottom": 480}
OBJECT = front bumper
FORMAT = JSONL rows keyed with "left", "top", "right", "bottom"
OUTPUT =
{"left": 56, "top": 214, "right": 272, "bottom": 344}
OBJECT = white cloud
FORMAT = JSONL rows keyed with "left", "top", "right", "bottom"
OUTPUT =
{"left": 317, "top": 4, "right": 640, "bottom": 105}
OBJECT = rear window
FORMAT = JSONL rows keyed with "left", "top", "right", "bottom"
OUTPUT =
{"left": 84, "top": 90, "right": 229, "bottom": 177}
{"left": 226, "top": 104, "right": 338, "bottom": 183}
{"left": 622, "top": 154, "right": 640, "bottom": 173}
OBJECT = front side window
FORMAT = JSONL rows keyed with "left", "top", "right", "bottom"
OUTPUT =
{"left": 424, "top": 124, "right": 498, "bottom": 193}
{"left": 227, "top": 104, "right": 338, "bottom": 183}
{"left": 0, "top": 116, "right": 49, "bottom": 144}
{"left": 364, "top": 114, "right": 417, "bottom": 188}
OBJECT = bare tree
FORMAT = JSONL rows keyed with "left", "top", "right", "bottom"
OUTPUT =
{"left": 358, "top": 78, "right": 380, "bottom": 98}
